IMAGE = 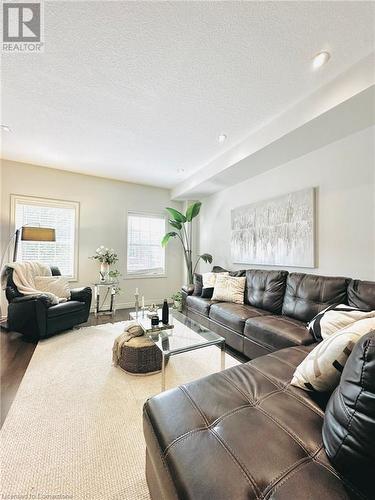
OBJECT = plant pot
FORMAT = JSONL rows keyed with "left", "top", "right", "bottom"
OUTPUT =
{"left": 100, "top": 262, "right": 110, "bottom": 282}
{"left": 174, "top": 300, "right": 182, "bottom": 312}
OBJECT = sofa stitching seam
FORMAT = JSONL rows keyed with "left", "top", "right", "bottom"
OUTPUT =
{"left": 256, "top": 405, "right": 319, "bottom": 456}
{"left": 292, "top": 346, "right": 311, "bottom": 355}
{"left": 279, "top": 386, "right": 325, "bottom": 418}
{"left": 164, "top": 427, "right": 207, "bottom": 457}
{"left": 263, "top": 456, "right": 315, "bottom": 498}
{"left": 337, "top": 391, "right": 352, "bottom": 421}
{"left": 220, "top": 372, "right": 256, "bottom": 404}
{"left": 164, "top": 404, "right": 253, "bottom": 455}
{"left": 266, "top": 353, "right": 299, "bottom": 369}
{"left": 245, "top": 364, "right": 282, "bottom": 389}
{"left": 163, "top": 418, "right": 261, "bottom": 497}
{"left": 179, "top": 385, "right": 210, "bottom": 426}
{"left": 209, "top": 427, "right": 262, "bottom": 498}
{"left": 221, "top": 371, "right": 287, "bottom": 407}
{"left": 263, "top": 444, "right": 325, "bottom": 497}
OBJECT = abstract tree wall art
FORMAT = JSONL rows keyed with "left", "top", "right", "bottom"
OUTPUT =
{"left": 231, "top": 188, "right": 315, "bottom": 267}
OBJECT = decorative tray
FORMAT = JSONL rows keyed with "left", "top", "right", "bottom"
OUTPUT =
{"left": 136, "top": 315, "right": 174, "bottom": 333}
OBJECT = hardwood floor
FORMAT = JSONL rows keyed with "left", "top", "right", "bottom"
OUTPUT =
{"left": 1, "top": 329, "right": 36, "bottom": 427}
{"left": 0, "top": 309, "right": 131, "bottom": 428}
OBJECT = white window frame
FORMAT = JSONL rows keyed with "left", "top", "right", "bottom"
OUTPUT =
{"left": 126, "top": 210, "right": 167, "bottom": 279}
{"left": 10, "top": 194, "right": 80, "bottom": 282}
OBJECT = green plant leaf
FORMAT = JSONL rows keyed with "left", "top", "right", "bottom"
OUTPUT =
{"left": 161, "top": 231, "right": 177, "bottom": 247}
{"left": 186, "top": 201, "right": 202, "bottom": 221}
{"left": 199, "top": 253, "right": 213, "bottom": 264}
{"left": 169, "top": 219, "right": 182, "bottom": 230}
{"left": 166, "top": 207, "right": 186, "bottom": 223}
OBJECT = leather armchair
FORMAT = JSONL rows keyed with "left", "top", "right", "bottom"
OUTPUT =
{"left": 4, "top": 266, "right": 92, "bottom": 340}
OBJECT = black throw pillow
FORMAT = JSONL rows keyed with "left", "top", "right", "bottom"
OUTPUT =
{"left": 192, "top": 273, "right": 203, "bottom": 296}
{"left": 212, "top": 265, "right": 246, "bottom": 277}
{"left": 201, "top": 287, "right": 214, "bottom": 299}
{"left": 212, "top": 266, "right": 228, "bottom": 273}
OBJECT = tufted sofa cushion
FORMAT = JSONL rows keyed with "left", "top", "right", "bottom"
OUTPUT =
{"left": 186, "top": 295, "right": 217, "bottom": 316}
{"left": 323, "top": 330, "right": 375, "bottom": 498}
{"left": 244, "top": 315, "right": 314, "bottom": 351}
{"left": 144, "top": 344, "right": 363, "bottom": 499}
{"left": 245, "top": 269, "right": 288, "bottom": 314}
{"left": 282, "top": 273, "right": 350, "bottom": 323}
{"left": 209, "top": 302, "right": 267, "bottom": 334}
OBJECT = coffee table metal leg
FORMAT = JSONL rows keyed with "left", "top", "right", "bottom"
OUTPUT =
{"left": 220, "top": 341, "right": 225, "bottom": 371}
{"left": 161, "top": 353, "right": 167, "bottom": 392}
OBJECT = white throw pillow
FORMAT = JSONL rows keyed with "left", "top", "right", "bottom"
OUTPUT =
{"left": 291, "top": 317, "right": 375, "bottom": 392}
{"left": 34, "top": 276, "right": 71, "bottom": 301}
{"left": 212, "top": 275, "right": 246, "bottom": 304}
{"left": 202, "top": 272, "right": 228, "bottom": 288}
{"left": 308, "top": 304, "right": 375, "bottom": 341}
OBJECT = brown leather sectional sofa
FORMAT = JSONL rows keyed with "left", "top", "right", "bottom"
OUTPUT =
{"left": 181, "top": 269, "right": 375, "bottom": 360}
{"left": 143, "top": 269, "right": 375, "bottom": 499}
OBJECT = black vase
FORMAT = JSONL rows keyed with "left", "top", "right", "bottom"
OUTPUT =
{"left": 162, "top": 299, "right": 169, "bottom": 325}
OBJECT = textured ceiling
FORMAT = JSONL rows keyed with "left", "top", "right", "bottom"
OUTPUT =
{"left": 2, "top": 1, "right": 375, "bottom": 188}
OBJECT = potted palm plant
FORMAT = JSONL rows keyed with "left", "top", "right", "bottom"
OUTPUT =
{"left": 161, "top": 201, "right": 212, "bottom": 284}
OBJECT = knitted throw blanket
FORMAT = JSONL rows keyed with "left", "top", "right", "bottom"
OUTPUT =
{"left": 1, "top": 261, "right": 67, "bottom": 305}
{"left": 112, "top": 322, "right": 145, "bottom": 366}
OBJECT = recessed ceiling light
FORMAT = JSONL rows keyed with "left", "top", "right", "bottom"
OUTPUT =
{"left": 218, "top": 134, "right": 227, "bottom": 143}
{"left": 312, "top": 51, "right": 330, "bottom": 70}
{"left": 1, "top": 124, "right": 12, "bottom": 132}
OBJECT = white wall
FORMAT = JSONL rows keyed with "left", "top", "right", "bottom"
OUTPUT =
{"left": 198, "top": 126, "right": 375, "bottom": 280}
{"left": 0, "top": 161, "right": 184, "bottom": 315}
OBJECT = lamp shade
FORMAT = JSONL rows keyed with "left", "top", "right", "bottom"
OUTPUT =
{"left": 21, "top": 226, "right": 56, "bottom": 242}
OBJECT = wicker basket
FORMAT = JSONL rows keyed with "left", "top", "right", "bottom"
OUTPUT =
{"left": 117, "top": 335, "right": 163, "bottom": 375}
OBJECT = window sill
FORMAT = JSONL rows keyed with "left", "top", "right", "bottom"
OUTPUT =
{"left": 125, "top": 274, "right": 167, "bottom": 280}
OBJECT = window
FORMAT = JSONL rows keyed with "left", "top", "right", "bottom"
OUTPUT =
{"left": 11, "top": 195, "right": 79, "bottom": 280}
{"left": 127, "top": 212, "right": 166, "bottom": 276}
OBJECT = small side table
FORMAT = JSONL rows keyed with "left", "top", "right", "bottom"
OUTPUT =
{"left": 93, "top": 282, "right": 118, "bottom": 317}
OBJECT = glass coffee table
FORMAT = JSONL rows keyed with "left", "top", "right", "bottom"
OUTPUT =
{"left": 128, "top": 309, "right": 225, "bottom": 391}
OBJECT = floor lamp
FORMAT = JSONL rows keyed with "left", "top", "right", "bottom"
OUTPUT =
{"left": 0, "top": 225, "right": 56, "bottom": 329}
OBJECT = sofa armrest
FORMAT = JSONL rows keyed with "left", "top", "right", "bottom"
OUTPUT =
{"left": 181, "top": 285, "right": 194, "bottom": 314}
{"left": 70, "top": 287, "right": 92, "bottom": 305}
{"left": 182, "top": 284, "right": 195, "bottom": 296}
{"left": 11, "top": 294, "right": 54, "bottom": 308}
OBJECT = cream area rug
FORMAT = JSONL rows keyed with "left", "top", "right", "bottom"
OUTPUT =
{"left": 1, "top": 321, "right": 239, "bottom": 500}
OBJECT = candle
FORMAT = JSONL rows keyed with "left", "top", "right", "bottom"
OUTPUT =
{"left": 142, "top": 296, "right": 145, "bottom": 308}
{"left": 135, "top": 288, "right": 139, "bottom": 295}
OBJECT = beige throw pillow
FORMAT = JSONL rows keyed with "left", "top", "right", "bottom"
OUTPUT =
{"left": 202, "top": 272, "right": 228, "bottom": 288}
{"left": 291, "top": 317, "right": 375, "bottom": 392}
{"left": 212, "top": 275, "right": 246, "bottom": 304}
{"left": 34, "top": 276, "right": 71, "bottom": 301}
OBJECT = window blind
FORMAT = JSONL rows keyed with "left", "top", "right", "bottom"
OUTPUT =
{"left": 127, "top": 213, "right": 165, "bottom": 276}
{"left": 14, "top": 198, "right": 78, "bottom": 278}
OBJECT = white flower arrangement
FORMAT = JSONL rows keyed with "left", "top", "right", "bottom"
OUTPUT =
{"left": 90, "top": 245, "right": 118, "bottom": 265}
